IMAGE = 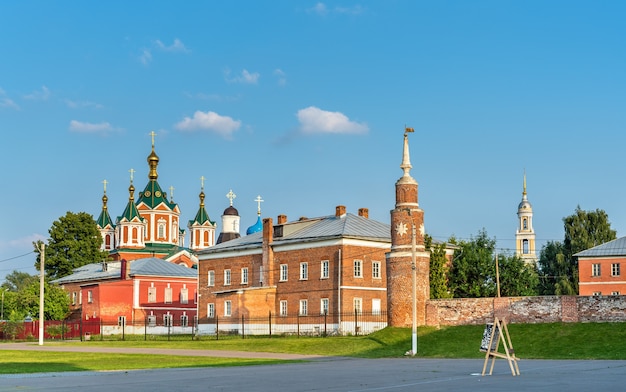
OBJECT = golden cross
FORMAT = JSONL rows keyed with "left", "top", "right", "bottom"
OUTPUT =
{"left": 102, "top": 179, "right": 108, "bottom": 193}
{"left": 226, "top": 189, "right": 236, "bottom": 206}
{"left": 129, "top": 168, "right": 135, "bottom": 183}
{"left": 254, "top": 195, "right": 264, "bottom": 214}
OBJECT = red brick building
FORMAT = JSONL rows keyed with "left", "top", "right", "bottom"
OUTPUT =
{"left": 575, "top": 237, "right": 626, "bottom": 296}
{"left": 53, "top": 257, "right": 197, "bottom": 332}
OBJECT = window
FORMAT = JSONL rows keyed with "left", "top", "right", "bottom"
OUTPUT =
{"left": 523, "top": 239, "right": 529, "bottom": 254}
{"left": 208, "top": 271, "right": 215, "bottom": 287}
{"left": 207, "top": 303, "right": 215, "bottom": 318}
{"left": 147, "top": 315, "right": 156, "bottom": 327}
{"left": 163, "top": 313, "right": 173, "bottom": 327}
{"left": 299, "top": 299, "right": 308, "bottom": 316}
{"left": 180, "top": 286, "right": 188, "bottom": 304}
{"left": 592, "top": 263, "right": 601, "bottom": 277}
{"left": 280, "top": 264, "right": 288, "bottom": 282}
{"left": 79, "top": 291, "right": 82, "bottom": 305}
{"left": 181, "top": 313, "right": 188, "bottom": 327}
{"left": 320, "top": 298, "right": 329, "bottom": 315}
{"left": 148, "top": 285, "right": 156, "bottom": 303}
{"left": 158, "top": 221, "right": 166, "bottom": 239}
{"left": 224, "top": 300, "right": 232, "bottom": 317}
{"left": 118, "top": 316, "right": 126, "bottom": 327}
{"left": 241, "top": 268, "right": 249, "bottom": 285}
{"left": 72, "top": 292, "right": 77, "bottom": 306}
{"left": 592, "top": 292, "right": 602, "bottom": 297}
{"left": 164, "top": 286, "right": 173, "bottom": 304}
{"left": 372, "top": 299, "right": 381, "bottom": 315}
{"left": 354, "top": 260, "right": 363, "bottom": 278}
{"left": 300, "top": 262, "right": 308, "bottom": 280}
{"left": 224, "top": 269, "right": 231, "bottom": 285}
{"left": 612, "top": 291, "right": 621, "bottom": 296}
{"left": 353, "top": 298, "right": 362, "bottom": 314}
{"left": 612, "top": 263, "right": 621, "bottom": 277}
{"left": 523, "top": 218, "right": 528, "bottom": 230}
{"left": 280, "top": 300, "right": 288, "bottom": 316}
{"left": 321, "top": 260, "right": 329, "bottom": 279}
{"left": 372, "top": 261, "right": 381, "bottom": 279}
{"left": 87, "top": 290, "right": 93, "bottom": 303}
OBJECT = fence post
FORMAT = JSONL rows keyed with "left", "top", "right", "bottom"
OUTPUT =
{"left": 167, "top": 320, "right": 171, "bottom": 341}
{"left": 144, "top": 317, "right": 148, "bottom": 341}
{"left": 354, "top": 309, "right": 358, "bottom": 336}
{"left": 216, "top": 315, "right": 219, "bottom": 341}
{"left": 324, "top": 311, "right": 327, "bottom": 337}
{"left": 122, "top": 318, "right": 125, "bottom": 341}
{"left": 268, "top": 311, "right": 272, "bottom": 338}
{"left": 297, "top": 314, "right": 300, "bottom": 338}
{"left": 241, "top": 315, "right": 245, "bottom": 340}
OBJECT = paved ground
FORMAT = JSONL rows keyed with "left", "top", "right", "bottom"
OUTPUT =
{"left": 1, "top": 343, "right": 625, "bottom": 391}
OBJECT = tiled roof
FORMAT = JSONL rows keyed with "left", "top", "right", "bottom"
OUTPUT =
{"left": 199, "top": 213, "right": 391, "bottom": 254}
{"left": 52, "top": 257, "right": 196, "bottom": 285}
{"left": 574, "top": 237, "right": 626, "bottom": 257}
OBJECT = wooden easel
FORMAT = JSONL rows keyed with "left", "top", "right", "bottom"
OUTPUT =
{"left": 480, "top": 317, "right": 520, "bottom": 376}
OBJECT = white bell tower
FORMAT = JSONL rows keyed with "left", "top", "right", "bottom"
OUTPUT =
{"left": 516, "top": 172, "right": 537, "bottom": 263}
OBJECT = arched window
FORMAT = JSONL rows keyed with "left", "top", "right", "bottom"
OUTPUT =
{"left": 523, "top": 239, "right": 529, "bottom": 254}
{"left": 523, "top": 218, "right": 528, "bottom": 230}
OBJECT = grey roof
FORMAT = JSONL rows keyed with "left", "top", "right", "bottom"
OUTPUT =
{"left": 574, "top": 236, "right": 626, "bottom": 257}
{"left": 199, "top": 213, "right": 391, "bottom": 254}
{"left": 52, "top": 257, "right": 196, "bottom": 285}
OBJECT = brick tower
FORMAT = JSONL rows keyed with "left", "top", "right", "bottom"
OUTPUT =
{"left": 386, "top": 129, "right": 430, "bottom": 327}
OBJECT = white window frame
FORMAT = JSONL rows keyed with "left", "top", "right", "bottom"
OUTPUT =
{"left": 180, "top": 286, "right": 189, "bottom": 304}
{"left": 224, "top": 269, "right": 231, "bottom": 286}
{"left": 299, "top": 299, "right": 308, "bottom": 316}
{"left": 611, "top": 291, "right": 621, "bottom": 296}
{"left": 354, "top": 260, "right": 363, "bottom": 278}
{"left": 87, "top": 290, "right": 93, "bottom": 303}
{"left": 147, "top": 314, "right": 156, "bottom": 327}
{"left": 208, "top": 270, "right": 215, "bottom": 287}
{"left": 241, "top": 268, "right": 249, "bottom": 285}
{"left": 224, "top": 300, "right": 232, "bottom": 317}
{"left": 321, "top": 260, "right": 329, "bottom": 279}
{"left": 300, "top": 262, "right": 308, "bottom": 280}
{"left": 180, "top": 313, "right": 189, "bottom": 327}
{"left": 163, "top": 313, "right": 173, "bottom": 327}
{"left": 592, "top": 263, "right": 601, "bottom": 277}
{"left": 353, "top": 298, "right": 362, "bottom": 314}
{"left": 372, "top": 298, "right": 381, "bottom": 315}
{"left": 164, "top": 286, "right": 173, "bottom": 304}
{"left": 280, "top": 264, "right": 288, "bottom": 282}
{"left": 612, "top": 263, "right": 621, "bottom": 277}
{"left": 372, "top": 261, "right": 381, "bottom": 279}
{"left": 280, "top": 300, "right": 288, "bottom": 316}
{"left": 320, "top": 298, "right": 329, "bottom": 315}
{"left": 148, "top": 285, "right": 156, "bottom": 303}
{"left": 207, "top": 303, "right": 215, "bottom": 318}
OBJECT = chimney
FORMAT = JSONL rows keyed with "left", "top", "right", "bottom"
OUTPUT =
{"left": 262, "top": 218, "right": 274, "bottom": 286}
{"left": 120, "top": 259, "right": 129, "bottom": 280}
{"left": 358, "top": 208, "right": 369, "bottom": 219}
{"left": 277, "top": 214, "right": 287, "bottom": 224}
{"left": 336, "top": 205, "right": 346, "bottom": 217}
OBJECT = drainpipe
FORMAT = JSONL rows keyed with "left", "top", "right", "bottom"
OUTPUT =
{"left": 337, "top": 249, "right": 342, "bottom": 333}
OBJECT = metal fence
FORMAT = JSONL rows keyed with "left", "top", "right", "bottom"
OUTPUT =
{"left": 0, "top": 311, "right": 387, "bottom": 341}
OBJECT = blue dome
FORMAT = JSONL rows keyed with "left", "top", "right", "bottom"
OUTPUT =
{"left": 246, "top": 216, "right": 263, "bottom": 235}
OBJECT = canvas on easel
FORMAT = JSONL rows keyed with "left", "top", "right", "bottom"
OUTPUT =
{"left": 480, "top": 317, "right": 520, "bottom": 376}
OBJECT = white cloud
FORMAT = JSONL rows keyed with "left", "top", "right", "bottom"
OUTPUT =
{"left": 23, "top": 86, "right": 51, "bottom": 101}
{"left": 175, "top": 110, "right": 241, "bottom": 138}
{"left": 297, "top": 106, "right": 368, "bottom": 135}
{"left": 155, "top": 38, "right": 190, "bottom": 53}
{"left": 69, "top": 120, "right": 114, "bottom": 134}
{"left": 65, "top": 99, "right": 104, "bottom": 109}
{"left": 224, "top": 68, "right": 260, "bottom": 84}
{"left": 307, "top": 3, "right": 365, "bottom": 16}
{"left": 139, "top": 48, "right": 152, "bottom": 65}
{"left": 0, "top": 97, "right": 19, "bottom": 110}
{"left": 274, "top": 69, "right": 287, "bottom": 86}
{"left": 0, "top": 233, "right": 46, "bottom": 252}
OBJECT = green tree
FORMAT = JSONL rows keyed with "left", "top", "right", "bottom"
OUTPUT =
{"left": 34, "top": 211, "right": 108, "bottom": 279}
{"left": 1, "top": 270, "right": 38, "bottom": 292}
{"left": 539, "top": 206, "right": 616, "bottom": 295}
{"left": 426, "top": 235, "right": 453, "bottom": 299}
{"left": 497, "top": 253, "right": 539, "bottom": 296}
{"left": 449, "top": 229, "right": 496, "bottom": 298}
{"left": 15, "top": 279, "right": 70, "bottom": 320}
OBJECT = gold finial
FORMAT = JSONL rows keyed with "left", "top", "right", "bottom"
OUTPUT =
{"left": 129, "top": 168, "right": 135, "bottom": 184}
{"left": 102, "top": 179, "right": 108, "bottom": 194}
{"left": 200, "top": 176, "right": 205, "bottom": 190}
{"left": 523, "top": 170, "right": 527, "bottom": 196}
{"left": 254, "top": 195, "right": 264, "bottom": 215}
{"left": 149, "top": 130, "right": 157, "bottom": 148}
{"left": 226, "top": 189, "right": 236, "bottom": 206}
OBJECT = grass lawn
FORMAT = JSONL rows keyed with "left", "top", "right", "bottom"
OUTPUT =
{"left": 1, "top": 322, "right": 625, "bottom": 374}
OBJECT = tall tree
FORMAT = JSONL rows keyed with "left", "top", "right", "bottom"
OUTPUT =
{"left": 497, "top": 253, "right": 539, "bottom": 297}
{"left": 15, "top": 279, "right": 70, "bottom": 320}
{"left": 1, "top": 270, "right": 38, "bottom": 292}
{"left": 449, "top": 229, "right": 496, "bottom": 298}
{"left": 34, "top": 211, "right": 108, "bottom": 279}
{"left": 537, "top": 241, "right": 567, "bottom": 295}
{"left": 426, "top": 235, "right": 453, "bottom": 299}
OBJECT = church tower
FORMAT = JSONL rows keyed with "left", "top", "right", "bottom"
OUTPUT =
{"left": 188, "top": 176, "right": 217, "bottom": 251}
{"left": 386, "top": 128, "right": 430, "bottom": 327}
{"left": 96, "top": 179, "right": 116, "bottom": 251}
{"left": 515, "top": 172, "right": 537, "bottom": 263}
{"left": 115, "top": 171, "right": 146, "bottom": 249}
{"left": 216, "top": 189, "right": 241, "bottom": 244}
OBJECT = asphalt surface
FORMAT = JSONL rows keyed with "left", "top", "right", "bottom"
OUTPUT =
{"left": 1, "top": 343, "right": 625, "bottom": 391}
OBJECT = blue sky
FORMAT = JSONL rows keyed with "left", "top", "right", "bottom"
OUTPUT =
{"left": 2, "top": 1, "right": 626, "bottom": 282}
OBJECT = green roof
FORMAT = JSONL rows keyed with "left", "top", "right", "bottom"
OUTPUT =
{"left": 137, "top": 180, "right": 178, "bottom": 210}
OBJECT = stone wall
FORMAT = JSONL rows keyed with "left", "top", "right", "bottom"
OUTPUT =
{"left": 426, "top": 295, "right": 626, "bottom": 326}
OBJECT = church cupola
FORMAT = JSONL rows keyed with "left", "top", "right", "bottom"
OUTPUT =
{"left": 246, "top": 195, "right": 264, "bottom": 235}
{"left": 116, "top": 169, "right": 146, "bottom": 249}
{"left": 217, "top": 189, "right": 241, "bottom": 244}
{"left": 188, "top": 176, "right": 217, "bottom": 251}
{"left": 96, "top": 179, "right": 116, "bottom": 251}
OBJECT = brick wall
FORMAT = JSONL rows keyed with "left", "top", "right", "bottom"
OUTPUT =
{"left": 426, "top": 295, "right": 626, "bottom": 326}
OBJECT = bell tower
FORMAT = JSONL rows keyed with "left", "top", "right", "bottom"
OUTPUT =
{"left": 386, "top": 128, "right": 430, "bottom": 327}
{"left": 515, "top": 172, "right": 537, "bottom": 263}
